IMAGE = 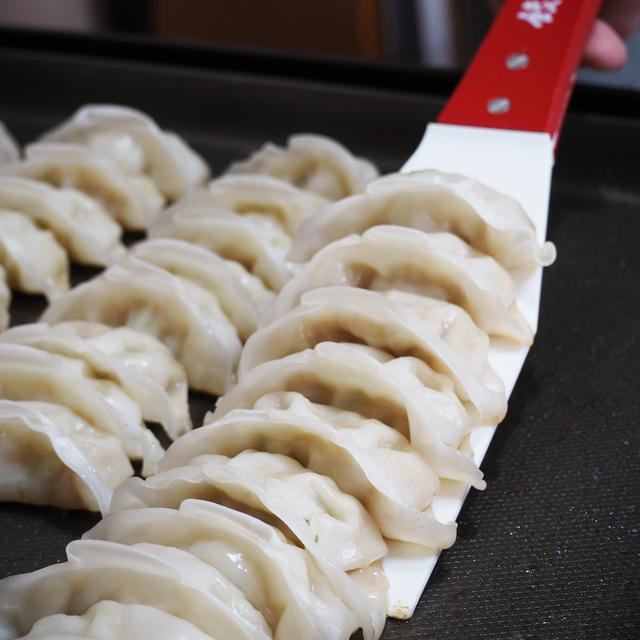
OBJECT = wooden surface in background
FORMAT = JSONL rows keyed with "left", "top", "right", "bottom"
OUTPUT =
{"left": 153, "top": 0, "right": 383, "bottom": 59}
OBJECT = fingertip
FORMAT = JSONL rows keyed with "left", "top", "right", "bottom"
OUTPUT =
{"left": 583, "top": 19, "right": 628, "bottom": 71}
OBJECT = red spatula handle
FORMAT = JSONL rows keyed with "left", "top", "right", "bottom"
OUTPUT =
{"left": 438, "top": 0, "right": 602, "bottom": 142}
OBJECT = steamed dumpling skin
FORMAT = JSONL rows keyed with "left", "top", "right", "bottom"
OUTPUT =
{"left": 0, "top": 176, "right": 124, "bottom": 266}
{"left": 0, "top": 342, "right": 163, "bottom": 476}
{"left": 0, "top": 210, "right": 69, "bottom": 300}
{"left": 148, "top": 206, "right": 295, "bottom": 292}
{"left": 213, "top": 342, "right": 486, "bottom": 488}
{"left": 264, "top": 226, "right": 534, "bottom": 345}
{"left": 1, "top": 143, "right": 165, "bottom": 230}
{"left": 184, "top": 173, "right": 329, "bottom": 236}
{"left": 0, "top": 539, "right": 271, "bottom": 640}
{"left": 0, "top": 322, "right": 192, "bottom": 441}
{"left": 131, "top": 238, "right": 263, "bottom": 341}
{"left": 289, "top": 169, "right": 556, "bottom": 273}
{"left": 241, "top": 287, "right": 506, "bottom": 425}
{"left": 39, "top": 104, "right": 210, "bottom": 200}
{"left": 85, "top": 500, "right": 379, "bottom": 640}
{"left": 0, "top": 400, "right": 132, "bottom": 513}
{"left": 228, "top": 134, "right": 379, "bottom": 200}
{"left": 17, "top": 600, "right": 217, "bottom": 640}
{"left": 41, "top": 256, "right": 242, "bottom": 395}
{"left": 110, "top": 451, "right": 388, "bottom": 572}
{"left": 164, "top": 393, "right": 457, "bottom": 550}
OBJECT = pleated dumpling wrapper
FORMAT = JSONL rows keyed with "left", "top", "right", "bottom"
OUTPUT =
{"left": 1, "top": 143, "right": 165, "bottom": 230}
{"left": 0, "top": 176, "right": 124, "bottom": 266}
{"left": 264, "top": 226, "right": 534, "bottom": 345}
{"left": 0, "top": 210, "right": 69, "bottom": 300}
{"left": 0, "top": 539, "right": 272, "bottom": 640}
{"left": 39, "top": 104, "right": 210, "bottom": 200}
{"left": 0, "top": 322, "right": 191, "bottom": 441}
{"left": 15, "top": 601, "right": 216, "bottom": 640}
{"left": 41, "top": 256, "right": 242, "bottom": 395}
{"left": 228, "top": 134, "right": 379, "bottom": 200}
{"left": 290, "top": 169, "right": 556, "bottom": 274}
{"left": 0, "top": 400, "right": 132, "bottom": 513}
{"left": 110, "top": 450, "right": 388, "bottom": 572}
{"left": 85, "top": 499, "right": 387, "bottom": 640}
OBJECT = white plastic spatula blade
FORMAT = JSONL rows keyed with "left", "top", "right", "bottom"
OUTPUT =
{"left": 383, "top": 126, "right": 553, "bottom": 620}
{"left": 381, "top": 0, "right": 602, "bottom": 619}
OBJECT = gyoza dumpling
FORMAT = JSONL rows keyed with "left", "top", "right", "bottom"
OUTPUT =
{"left": 163, "top": 393, "right": 456, "bottom": 549}
{"left": 241, "top": 287, "right": 506, "bottom": 424}
{"left": 264, "top": 226, "right": 534, "bottom": 344}
{"left": 0, "top": 539, "right": 271, "bottom": 640}
{"left": 85, "top": 500, "right": 384, "bottom": 640}
{"left": 0, "top": 210, "right": 69, "bottom": 300}
{"left": 110, "top": 451, "right": 388, "bottom": 571}
{"left": 184, "top": 174, "right": 328, "bottom": 235}
{"left": 0, "top": 176, "right": 124, "bottom": 266}
{"left": 131, "top": 238, "right": 262, "bottom": 341}
{"left": 380, "top": 290, "right": 490, "bottom": 375}
{"left": 39, "top": 104, "right": 210, "bottom": 200}
{"left": 148, "top": 206, "right": 294, "bottom": 292}
{"left": 0, "top": 400, "right": 132, "bottom": 513}
{"left": 228, "top": 134, "right": 379, "bottom": 200}
{"left": 1, "top": 143, "right": 165, "bottom": 230}
{"left": 0, "top": 343, "right": 163, "bottom": 476}
{"left": 0, "top": 322, "right": 191, "bottom": 440}
{"left": 18, "top": 601, "right": 216, "bottom": 640}
{"left": 289, "top": 169, "right": 556, "bottom": 272}
{"left": 221, "top": 258, "right": 276, "bottom": 315}
{"left": 0, "top": 266, "right": 10, "bottom": 330}
{"left": 213, "top": 342, "right": 485, "bottom": 487}
{"left": 41, "top": 256, "right": 242, "bottom": 395}
{"left": 0, "top": 122, "right": 19, "bottom": 164}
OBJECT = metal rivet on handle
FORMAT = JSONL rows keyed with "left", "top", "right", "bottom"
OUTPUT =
{"left": 506, "top": 53, "right": 529, "bottom": 70}
{"left": 487, "top": 97, "right": 511, "bottom": 114}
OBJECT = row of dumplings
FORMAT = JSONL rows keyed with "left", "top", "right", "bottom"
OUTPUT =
{"left": 0, "top": 105, "right": 555, "bottom": 639}
{"left": 0, "top": 104, "right": 375, "bottom": 328}
{"left": 0, "top": 106, "right": 377, "bottom": 513}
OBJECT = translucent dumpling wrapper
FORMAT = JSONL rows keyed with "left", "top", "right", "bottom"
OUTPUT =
{"left": 289, "top": 169, "right": 556, "bottom": 273}
{"left": 185, "top": 173, "right": 329, "bottom": 235}
{"left": 264, "top": 226, "right": 534, "bottom": 345}
{"left": 17, "top": 601, "right": 216, "bottom": 640}
{"left": 166, "top": 392, "right": 456, "bottom": 549}
{"left": 213, "top": 342, "right": 485, "bottom": 488}
{"left": 41, "top": 256, "right": 242, "bottom": 395}
{"left": 0, "top": 400, "right": 132, "bottom": 513}
{"left": 131, "top": 238, "right": 263, "bottom": 341}
{"left": 1, "top": 143, "right": 165, "bottom": 230}
{"left": 228, "top": 134, "right": 379, "bottom": 200}
{"left": 148, "top": 206, "right": 295, "bottom": 292}
{"left": 0, "top": 266, "right": 10, "bottom": 330}
{"left": 241, "top": 287, "right": 506, "bottom": 425}
{"left": 0, "top": 343, "right": 163, "bottom": 476}
{"left": 0, "top": 539, "right": 271, "bottom": 640}
{"left": 85, "top": 500, "right": 386, "bottom": 640}
{"left": 0, "top": 322, "right": 191, "bottom": 440}
{"left": 110, "top": 450, "right": 388, "bottom": 572}
{"left": 0, "top": 176, "right": 124, "bottom": 266}
{"left": 39, "top": 104, "right": 210, "bottom": 200}
{"left": 0, "top": 122, "right": 20, "bottom": 165}
{"left": 380, "top": 290, "right": 491, "bottom": 375}
{"left": 0, "top": 210, "right": 69, "bottom": 300}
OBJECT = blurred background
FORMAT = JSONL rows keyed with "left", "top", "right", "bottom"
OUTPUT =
{"left": 0, "top": 0, "right": 638, "bottom": 89}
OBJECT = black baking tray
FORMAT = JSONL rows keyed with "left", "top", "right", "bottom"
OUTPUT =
{"left": 0, "top": 28, "right": 638, "bottom": 640}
